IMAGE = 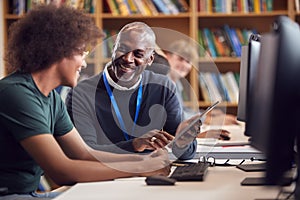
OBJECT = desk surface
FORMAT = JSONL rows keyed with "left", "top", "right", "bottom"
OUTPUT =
{"left": 54, "top": 166, "right": 291, "bottom": 200}
{"left": 170, "top": 124, "right": 265, "bottom": 160}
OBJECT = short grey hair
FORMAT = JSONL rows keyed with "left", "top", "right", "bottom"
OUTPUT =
{"left": 114, "top": 22, "right": 156, "bottom": 51}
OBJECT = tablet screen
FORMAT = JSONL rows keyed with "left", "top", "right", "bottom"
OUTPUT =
{"left": 168, "top": 101, "right": 220, "bottom": 149}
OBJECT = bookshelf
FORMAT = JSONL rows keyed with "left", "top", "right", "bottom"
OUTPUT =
{"left": 2, "top": 0, "right": 297, "bottom": 115}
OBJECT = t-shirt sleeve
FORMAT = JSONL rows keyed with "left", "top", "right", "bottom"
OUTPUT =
{"left": 0, "top": 85, "right": 73, "bottom": 141}
{"left": 53, "top": 91, "right": 74, "bottom": 137}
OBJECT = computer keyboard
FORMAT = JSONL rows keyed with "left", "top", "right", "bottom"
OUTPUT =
{"left": 169, "top": 162, "right": 210, "bottom": 181}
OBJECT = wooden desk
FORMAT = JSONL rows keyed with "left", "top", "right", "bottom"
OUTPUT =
{"left": 54, "top": 166, "right": 293, "bottom": 200}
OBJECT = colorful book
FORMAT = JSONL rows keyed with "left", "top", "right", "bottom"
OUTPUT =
{"left": 202, "top": 72, "right": 223, "bottom": 102}
{"left": 198, "top": 74, "right": 211, "bottom": 102}
{"left": 152, "top": 0, "right": 170, "bottom": 14}
{"left": 134, "top": 0, "right": 151, "bottom": 15}
{"left": 143, "top": 0, "right": 159, "bottom": 15}
{"left": 211, "top": 73, "right": 230, "bottom": 102}
{"left": 162, "top": 0, "right": 179, "bottom": 14}
{"left": 171, "top": 0, "right": 189, "bottom": 12}
{"left": 198, "top": 29, "right": 206, "bottom": 57}
{"left": 127, "top": 0, "right": 139, "bottom": 14}
{"left": 223, "top": 25, "right": 241, "bottom": 57}
{"left": 105, "top": 0, "right": 120, "bottom": 15}
{"left": 222, "top": 25, "right": 237, "bottom": 57}
{"left": 203, "top": 28, "right": 217, "bottom": 58}
{"left": 223, "top": 71, "right": 239, "bottom": 103}
{"left": 115, "top": 0, "right": 130, "bottom": 15}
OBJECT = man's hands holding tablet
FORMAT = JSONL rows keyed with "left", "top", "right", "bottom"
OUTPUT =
{"left": 133, "top": 101, "right": 220, "bottom": 152}
{"left": 132, "top": 114, "right": 203, "bottom": 152}
{"left": 132, "top": 130, "right": 174, "bottom": 152}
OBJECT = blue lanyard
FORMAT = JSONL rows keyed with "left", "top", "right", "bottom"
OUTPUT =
{"left": 103, "top": 72, "right": 143, "bottom": 141}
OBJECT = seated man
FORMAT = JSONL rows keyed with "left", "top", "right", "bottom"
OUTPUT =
{"left": 66, "top": 22, "right": 197, "bottom": 160}
{"left": 0, "top": 6, "right": 170, "bottom": 199}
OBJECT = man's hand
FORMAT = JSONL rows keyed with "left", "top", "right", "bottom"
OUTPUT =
{"left": 174, "top": 114, "right": 201, "bottom": 148}
{"left": 132, "top": 130, "right": 174, "bottom": 152}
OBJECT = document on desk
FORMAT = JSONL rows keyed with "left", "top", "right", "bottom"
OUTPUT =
{"left": 195, "top": 144, "right": 264, "bottom": 160}
{"left": 192, "top": 124, "right": 264, "bottom": 160}
{"left": 198, "top": 124, "right": 250, "bottom": 147}
{"left": 197, "top": 138, "right": 250, "bottom": 147}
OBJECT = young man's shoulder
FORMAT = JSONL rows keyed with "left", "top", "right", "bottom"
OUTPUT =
{"left": 0, "top": 72, "right": 32, "bottom": 94}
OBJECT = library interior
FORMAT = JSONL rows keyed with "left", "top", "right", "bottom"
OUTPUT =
{"left": 1, "top": 0, "right": 300, "bottom": 200}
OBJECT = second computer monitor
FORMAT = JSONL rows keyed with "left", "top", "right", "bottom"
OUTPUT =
{"left": 237, "top": 34, "right": 261, "bottom": 127}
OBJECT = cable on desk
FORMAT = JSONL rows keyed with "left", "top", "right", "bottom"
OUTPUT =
{"left": 250, "top": 157, "right": 267, "bottom": 162}
{"left": 214, "top": 159, "right": 246, "bottom": 167}
{"left": 198, "top": 156, "right": 215, "bottom": 166}
{"left": 198, "top": 155, "right": 247, "bottom": 167}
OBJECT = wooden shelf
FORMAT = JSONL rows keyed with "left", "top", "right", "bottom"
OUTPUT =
{"left": 197, "top": 10, "right": 288, "bottom": 17}
{"left": 101, "top": 13, "right": 191, "bottom": 19}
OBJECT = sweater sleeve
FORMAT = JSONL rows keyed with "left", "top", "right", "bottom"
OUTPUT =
{"left": 163, "top": 78, "right": 197, "bottom": 160}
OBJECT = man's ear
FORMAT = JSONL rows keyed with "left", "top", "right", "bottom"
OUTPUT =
{"left": 147, "top": 53, "right": 155, "bottom": 66}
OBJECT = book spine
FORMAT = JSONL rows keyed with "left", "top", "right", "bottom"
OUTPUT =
{"left": 171, "top": 0, "right": 189, "bottom": 12}
{"left": 127, "top": 0, "right": 140, "bottom": 14}
{"left": 152, "top": 0, "right": 170, "bottom": 14}
{"left": 162, "top": 0, "right": 179, "bottom": 14}
{"left": 224, "top": 71, "right": 239, "bottom": 103}
{"left": 220, "top": 74, "right": 236, "bottom": 103}
{"left": 214, "top": 28, "right": 231, "bottom": 57}
{"left": 230, "top": 28, "right": 242, "bottom": 57}
{"left": 203, "top": 28, "right": 217, "bottom": 58}
{"left": 211, "top": 73, "right": 231, "bottom": 102}
{"left": 143, "top": 0, "right": 159, "bottom": 15}
{"left": 266, "top": 0, "right": 273, "bottom": 11}
{"left": 211, "top": 28, "right": 226, "bottom": 57}
{"left": 223, "top": 25, "right": 237, "bottom": 57}
{"left": 198, "top": 29, "right": 206, "bottom": 57}
{"left": 198, "top": 74, "right": 211, "bottom": 102}
{"left": 202, "top": 72, "right": 223, "bottom": 102}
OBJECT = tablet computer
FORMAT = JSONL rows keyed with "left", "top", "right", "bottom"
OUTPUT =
{"left": 168, "top": 101, "right": 220, "bottom": 149}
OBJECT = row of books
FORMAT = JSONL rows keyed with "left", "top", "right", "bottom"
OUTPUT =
{"left": 103, "top": 26, "right": 256, "bottom": 59}
{"left": 199, "top": 72, "right": 240, "bottom": 103}
{"left": 198, "top": 0, "right": 274, "bottom": 13}
{"left": 102, "top": 29, "right": 118, "bottom": 58}
{"left": 199, "top": 26, "right": 257, "bottom": 58}
{"left": 103, "top": 0, "right": 189, "bottom": 16}
{"left": 8, "top": 0, "right": 95, "bottom": 15}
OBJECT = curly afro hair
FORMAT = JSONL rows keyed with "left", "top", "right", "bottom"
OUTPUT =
{"left": 5, "top": 4, "right": 104, "bottom": 73}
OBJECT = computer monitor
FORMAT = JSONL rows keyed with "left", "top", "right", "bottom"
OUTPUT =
{"left": 245, "top": 16, "right": 300, "bottom": 185}
{"left": 237, "top": 34, "right": 261, "bottom": 127}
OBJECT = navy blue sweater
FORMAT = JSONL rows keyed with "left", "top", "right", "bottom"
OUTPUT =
{"left": 66, "top": 70, "right": 196, "bottom": 160}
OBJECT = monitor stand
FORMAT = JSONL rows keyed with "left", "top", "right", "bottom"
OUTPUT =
{"left": 236, "top": 163, "right": 266, "bottom": 172}
{"left": 241, "top": 177, "right": 293, "bottom": 186}
{"left": 238, "top": 162, "right": 293, "bottom": 186}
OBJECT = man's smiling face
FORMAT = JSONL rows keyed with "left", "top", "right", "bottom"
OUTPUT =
{"left": 111, "top": 30, "right": 154, "bottom": 87}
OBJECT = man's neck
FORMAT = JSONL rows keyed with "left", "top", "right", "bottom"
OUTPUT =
{"left": 31, "top": 68, "right": 59, "bottom": 97}
{"left": 105, "top": 64, "right": 141, "bottom": 91}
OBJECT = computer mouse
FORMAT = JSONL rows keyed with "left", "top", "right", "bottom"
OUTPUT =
{"left": 145, "top": 175, "right": 176, "bottom": 185}
{"left": 220, "top": 133, "right": 231, "bottom": 140}
{"left": 219, "top": 130, "right": 231, "bottom": 140}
